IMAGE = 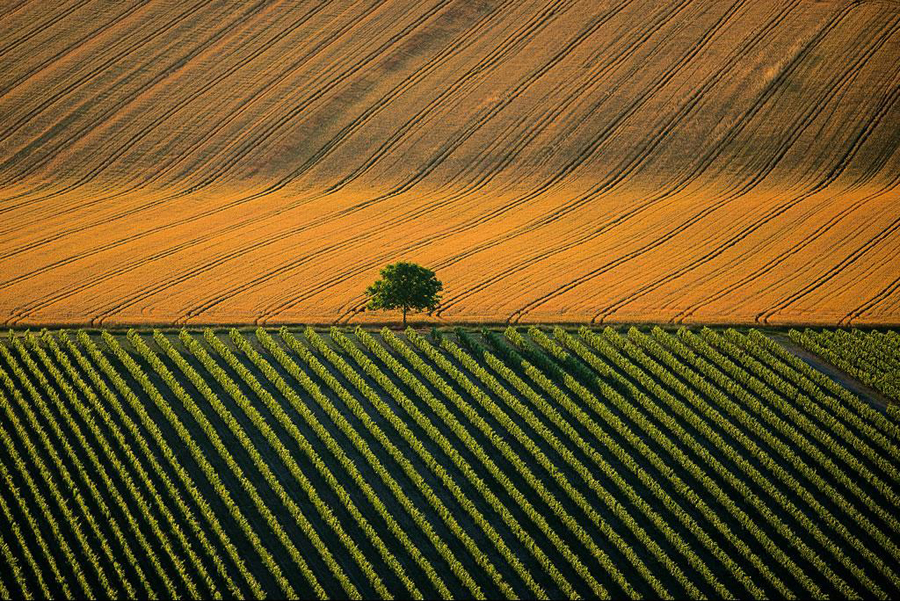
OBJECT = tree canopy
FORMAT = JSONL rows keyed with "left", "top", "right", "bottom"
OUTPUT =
{"left": 365, "top": 262, "right": 442, "bottom": 327}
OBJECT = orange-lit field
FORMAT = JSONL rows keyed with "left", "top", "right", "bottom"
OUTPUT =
{"left": 1, "top": 0, "right": 898, "bottom": 326}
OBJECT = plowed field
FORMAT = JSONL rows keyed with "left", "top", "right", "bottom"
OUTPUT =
{"left": 1, "top": 0, "right": 899, "bottom": 326}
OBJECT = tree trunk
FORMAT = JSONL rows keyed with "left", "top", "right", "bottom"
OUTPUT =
{"left": 402, "top": 307, "right": 407, "bottom": 328}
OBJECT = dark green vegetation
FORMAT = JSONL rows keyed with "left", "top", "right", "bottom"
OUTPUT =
{"left": 365, "top": 262, "right": 443, "bottom": 328}
{"left": 0, "top": 325, "right": 898, "bottom": 599}
{"left": 791, "top": 329, "right": 900, "bottom": 419}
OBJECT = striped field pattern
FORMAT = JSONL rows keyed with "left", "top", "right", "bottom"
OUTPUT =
{"left": 0, "top": 0, "right": 899, "bottom": 326}
{"left": 0, "top": 325, "right": 898, "bottom": 598}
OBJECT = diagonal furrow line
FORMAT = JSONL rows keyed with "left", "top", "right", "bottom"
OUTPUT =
{"left": 507, "top": 8, "right": 896, "bottom": 322}
{"left": 767, "top": 212, "right": 900, "bottom": 324}
{"left": 1, "top": 0, "right": 536, "bottom": 320}
{"left": 0, "top": 0, "right": 452, "bottom": 262}
{"left": 0, "top": 0, "right": 331, "bottom": 228}
{"left": 0, "top": 0, "right": 387, "bottom": 218}
{"left": 432, "top": 0, "right": 791, "bottom": 314}
{"left": 191, "top": 0, "right": 689, "bottom": 322}
{"left": 0, "top": 0, "right": 219, "bottom": 148}
{"left": 0, "top": 0, "right": 151, "bottom": 99}
{"left": 674, "top": 83, "right": 900, "bottom": 322}
{"left": 0, "top": 0, "right": 94, "bottom": 59}
{"left": 0, "top": 0, "right": 389, "bottom": 228}
{"left": 164, "top": 0, "right": 457, "bottom": 194}
{"left": 0, "top": 0, "right": 272, "bottom": 185}
{"left": 6, "top": 0, "right": 606, "bottom": 323}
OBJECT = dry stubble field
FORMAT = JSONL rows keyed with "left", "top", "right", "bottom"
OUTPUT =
{"left": 0, "top": 0, "right": 899, "bottom": 326}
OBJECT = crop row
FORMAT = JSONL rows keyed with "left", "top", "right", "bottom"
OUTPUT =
{"left": 0, "top": 326, "right": 898, "bottom": 599}
{"left": 790, "top": 329, "right": 900, "bottom": 410}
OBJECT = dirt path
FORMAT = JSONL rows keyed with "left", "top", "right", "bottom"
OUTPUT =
{"left": 770, "top": 333, "right": 894, "bottom": 411}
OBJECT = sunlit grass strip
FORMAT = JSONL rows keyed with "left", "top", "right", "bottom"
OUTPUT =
{"left": 583, "top": 327, "right": 863, "bottom": 597}
{"left": 47, "top": 331, "right": 221, "bottom": 598}
{"left": 361, "top": 327, "right": 552, "bottom": 599}
{"left": 684, "top": 328, "right": 897, "bottom": 593}
{"left": 181, "top": 329, "right": 364, "bottom": 597}
{"left": 518, "top": 327, "right": 825, "bottom": 598}
{"left": 615, "top": 327, "right": 861, "bottom": 597}
{"left": 197, "top": 328, "right": 388, "bottom": 598}
{"left": 103, "top": 331, "right": 297, "bottom": 598}
{"left": 747, "top": 330, "right": 900, "bottom": 459}
{"left": 519, "top": 327, "right": 787, "bottom": 598}
{"left": 791, "top": 329, "right": 900, "bottom": 402}
{"left": 0, "top": 394, "right": 94, "bottom": 598}
{"left": 720, "top": 330, "right": 899, "bottom": 514}
{"left": 72, "top": 332, "right": 259, "bottom": 599}
{"left": 0, "top": 488, "right": 48, "bottom": 599}
{"left": 134, "top": 330, "right": 312, "bottom": 599}
{"left": 331, "top": 327, "right": 517, "bottom": 598}
{"left": 259, "top": 328, "right": 451, "bottom": 598}
{"left": 237, "top": 328, "right": 425, "bottom": 598}
{"left": 461, "top": 329, "right": 783, "bottom": 598}
{"left": 42, "top": 331, "right": 221, "bottom": 598}
{"left": 23, "top": 333, "right": 191, "bottom": 599}
{"left": 406, "top": 329, "right": 628, "bottom": 598}
{"left": 291, "top": 327, "right": 482, "bottom": 599}
{"left": 0, "top": 395, "right": 69, "bottom": 598}
{"left": 442, "top": 329, "right": 759, "bottom": 599}
{"left": 386, "top": 328, "right": 593, "bottom": 599}
{"left": 0, "top": 510, "right": 30, "bottom": 598}
{"left": 1, "top": 343, "right": 118, "bottom": 598}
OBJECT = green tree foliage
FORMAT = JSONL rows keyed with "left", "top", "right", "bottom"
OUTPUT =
{"left": 366, "top": 262, "right": 441, "bottom": 327}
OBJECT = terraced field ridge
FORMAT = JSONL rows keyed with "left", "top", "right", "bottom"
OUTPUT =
{"left": 0, "top": 325, "right": 898, "bottom": 599}
{"left": 0, "top": 0, "right": 898, "bottom": 326}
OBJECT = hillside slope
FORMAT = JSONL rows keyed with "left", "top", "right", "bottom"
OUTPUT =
{"left": 0, "top": 0, "right": 898, "bottom": 325}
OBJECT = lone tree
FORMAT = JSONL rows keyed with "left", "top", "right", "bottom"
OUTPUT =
{"left": 366, "top": 262, "right": 442, "bottom": 327}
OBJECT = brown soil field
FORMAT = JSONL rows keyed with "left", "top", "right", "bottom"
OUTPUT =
{"left": 1, "top": 0, "right": 899, "bottom": 326}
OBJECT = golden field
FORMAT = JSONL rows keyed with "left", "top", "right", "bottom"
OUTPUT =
{"left": 0, "top": 0, "right": 898, "bottom": 326}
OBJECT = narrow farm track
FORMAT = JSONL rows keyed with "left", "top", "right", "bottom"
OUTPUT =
{"left": 0, "top": 0, "right": 898, "bottom": 326}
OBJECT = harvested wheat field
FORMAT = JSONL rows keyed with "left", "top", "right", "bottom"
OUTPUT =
{"left": 0, "top": 0, "right": 899, "bottom": 326}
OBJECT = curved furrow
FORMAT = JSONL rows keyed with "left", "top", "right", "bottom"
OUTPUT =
{"left": 172, "top": 0, "right": 661, "bottom": 320}
{"left": 587, "top": 57, "right": 897, "bottom": 325}
{"left": 0, "top": 0, "right": 544, "bottom": 314}
{"left": 0, "top": 0, "right": 643, "bottom": 274}
{"left": 241, "top": 0, "right": 771, "bottom": 323}
{"left": 318, "top": 0, "right": 701, "bottom": 210}
{"left": 506, "top": 8, "right": 897, "bottom": 323}
{"left": 164, "top": 0, "right": 663, "bottom": 322}
{"left": 280, "top": 0, "right": 616, "bottom": 197}
{"left": 1, "top": 1, "right": 898, "bottom": 325}
{"left": 0, "top": 1, "right": 151, "bottom": 99}
{"left": 431, "top": 0, "right": 798, "bottom": 315}
{"left": 160, "top": 0, "right": 458, "bottom": 195}
{"left": 0, "top": 0, "right": 330, "bottom": 229}
{"left": 0, "top": 0, "right": 35, "bottom": 22}
{"left": 671, "top": 80, "right": 900, "bottom": 323}
{"left": 330, "top": 0, "right": 688, "bottom": 207}
{"left": 0, "top": 0, "right": 836, "bottom": 328}
{"left": 426, "top": 0, "right": 801, "bottom": 290}
{"left": 848, "top": 269, "right": 900, "bottom": 324}
{"left": 72, "top": 0, "right": 521, "bottom": 216}
{"left": 0, "top": 0, "right": 390, "bottom": 230}
{"left": 0, "top": 0, "right": 273, "bottom": 186}
{"left": 6, "top": 0, "right": 622, "bottom": 323}
{"left": 0, "top": 0, "right": 449, "bottom": 258}
{"left": 423, "top": 0, "right": 769, "bottom": 250}
{"left": 237, "top": 0, "right": 575, "bottom": 202}
{"left": 46, "top": 0, "right": 410, "bottom": 196}
{"left": 0, "top": 0, "right": 218, "bottom": 148}
{"left": 762, "top": 209, "right": 900, "bottom": 325}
